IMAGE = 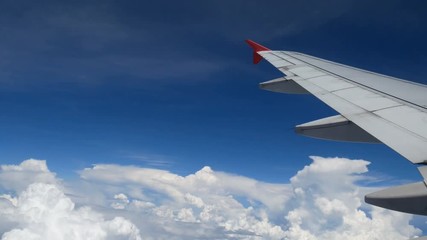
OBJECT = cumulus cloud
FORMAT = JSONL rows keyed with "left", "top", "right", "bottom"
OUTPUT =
{"left": 0, "top": 159, "right": 58, "bottom": 192}
{"left": 284, "top": 156, "right": 420, "bottom": 240}
{"left": 80, "top": 156, "right": 422, "bottom": 239}
{"left": 1, "top": 183, "right": 141, "bottom": 240}
{"left": 80, "top": 165, "right": 291, "bottom": 212}
{"left": 0, "top": 160, "right": 141, "bottom": 240}
{"left": 79, "top": 164, "right": 291, "bottom": 238}
{"left": 0, "top": 157, "right": 423, "bottom": 239}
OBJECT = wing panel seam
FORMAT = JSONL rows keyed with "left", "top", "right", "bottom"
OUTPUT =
{"left": 271, "top": 52, "right": 427, "bottom": 112}
{"left": 296, "top": 76, "right": 427, "bottom": 143}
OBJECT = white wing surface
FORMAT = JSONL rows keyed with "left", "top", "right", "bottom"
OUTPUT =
{"left": 246, "top": 40, "right": 427, "bottom": 164}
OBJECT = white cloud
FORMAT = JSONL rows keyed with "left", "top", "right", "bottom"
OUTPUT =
{"left": 284, "top": 156, "right": 421, "bottom": 240}
{"left": 80, "top": 156, "right": 422, "bottom": 239}
{"left": 1, "top": 183, "right": 141, "bottom": 240}
{"left": 0, "top": 159, "right": 58, "bottom": 192}
{"left": 0, "top": 157, "right": 423, "bottom": 239}
{"left": 79, "top": 164, "right": 291, "bottom": 238}
{"left": 80, "top": 165, "right": 292, "bottom": 212}
{"left": 111, "top": 194, "right": 130, "bottom": 210}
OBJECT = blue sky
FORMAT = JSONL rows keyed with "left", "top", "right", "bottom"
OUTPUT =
{"left": 0, "top": 1, "right": 427, "bottom": 239}
{"left": 0, "top": 0, "right": 426, "bottom": 183}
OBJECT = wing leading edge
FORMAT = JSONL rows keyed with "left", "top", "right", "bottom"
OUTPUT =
{"left": 246, "top": 40, "right": 427, "bottom": 216}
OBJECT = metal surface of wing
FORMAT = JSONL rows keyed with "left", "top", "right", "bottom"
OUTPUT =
{"left": 253, "top": 47, "right": 427, "bottom": 164}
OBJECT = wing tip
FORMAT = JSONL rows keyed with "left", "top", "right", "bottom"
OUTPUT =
{"left": 245, "top": 39, "right": 270, "bottom": 52}
{"left": 245, "top": 39, "right": 270, "bottom": 64}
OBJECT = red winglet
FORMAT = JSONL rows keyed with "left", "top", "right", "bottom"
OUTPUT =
{"left": 245, "top": 39, "right": 270, "bottom": 64}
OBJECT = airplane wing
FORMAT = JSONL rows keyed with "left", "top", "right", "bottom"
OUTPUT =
{"left": 245, "top": 40, "right": 427, "bottom": 216}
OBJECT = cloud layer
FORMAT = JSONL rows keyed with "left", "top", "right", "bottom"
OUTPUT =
{"left": 0, "top": 157, "right": 422, "bottom": 239}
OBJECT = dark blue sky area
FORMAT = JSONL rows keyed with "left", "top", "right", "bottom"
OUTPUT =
{"left": 0, "top": 0, "right": 426, "bottom": 182}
